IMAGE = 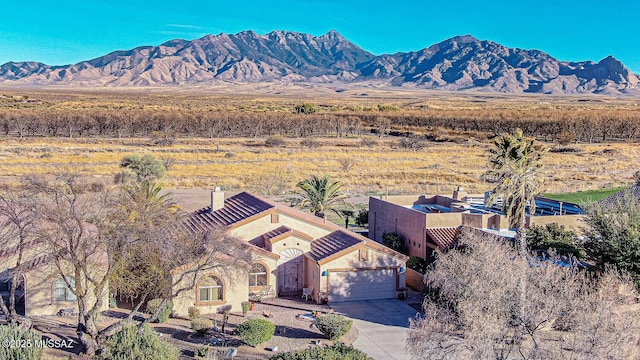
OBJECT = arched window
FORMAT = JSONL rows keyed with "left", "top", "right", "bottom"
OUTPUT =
{"left": 198, "top": 276, "right": 223, "bottom": 302}
{"left": 249, "top": 263, "right": 268, "bottom": 287}
{"left": 54, "top": 278, "right": 76, "bottom": 302}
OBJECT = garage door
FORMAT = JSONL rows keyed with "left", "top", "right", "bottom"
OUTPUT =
{"left": 329, "top": 269, "right": 397, "bottom": 302}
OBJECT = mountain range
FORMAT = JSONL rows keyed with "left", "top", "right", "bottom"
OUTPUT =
{"left": 1, "top": 30, "right": 638, "bottom": 95}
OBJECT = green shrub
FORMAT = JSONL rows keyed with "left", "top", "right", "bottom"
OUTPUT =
{"left": 236, "top": 318, "right": 275, "bottom": 346}
{"left": 382, "top": 232, "right": 405, "bottom": 254}
{"left": 407, "top": 256, "right": 427, "bottom": 274}
{"left": 191, "top": 318, "right": 214, "bottom": 336}
{"left": 145, "top": 299, "right": 173, "bottom": 323}
{"left": 188, "top": 306, "right": 201, "bottom": 320}
{"left": 294, "top": 102, "right": 317, "bottom": 114}
{"left": 99, "top": 323, "right": 179, "bottom": 360}
{"left": 0, "top": 325, "right": 44, "bottom": 360}
{"left": 194, "top": 345, "right": 213, "bottom": 359}
{"left": 355, "top": 209, "right": 368, "bottom": 227}
{"left": 269, "top": 343, "right": 372, "bottom": 360}
{"left": 241, "top": 301, "right": 251, "bottom": 316}
{"left": 315, "top": 314, "right": 352, "bottom": 341}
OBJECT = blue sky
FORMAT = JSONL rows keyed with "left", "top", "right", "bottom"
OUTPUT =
{"left": 1, "top": 0, "right": 638, "bottom": 72}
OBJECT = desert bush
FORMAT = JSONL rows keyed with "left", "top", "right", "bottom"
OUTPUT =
{"left": 224, "top": 152, "right": 235, "bottom": 158}
{"left": 269, "top": 343, "right": 372, "bottom": 360}
{"left": 0, "top": 325, "right": 44, "bottom": 360}
{"left": 359, "top": 137, "right": 377, "bottom": 147}
{"left": 294, "top": 102, "right": 318, "bottom": 114}
{"left": 549, "top": 146, "right": 582, "bottom": 153}
{"left": 377, "top": 104, "right": 399, "bottom": 112}
{"left": 99, "top": 323, "right": 179, "bottom": 360}
{"left": 236, "top": 318, "right": 276, "bottom": 346}
{"left": 145, "top": 299, "right": 173, "bottom": 323}
{"left": 191, "top": 318, "right": 214, "bottom": 336}
{"left": 338, "top": 158, "right": 355, "bottom": 172}
{"left": 300, "top": 138, "right": 321, "bottom": 148}
{"left": 194, "top": 345, "right": 219, "bottom": 359}
{"left": 527, "top": 223, "right": 584, "bottom": 259}
{"left": 407, "top": 256, "right": 428, "bottom": 274}
{"left": 382, "top": 232, "right": 405, "bottom": 254}
{"left": 397, "top": 136, "right": 425, "bottom": 150}
{"left": 556, "top": 130, "right": 576, "bottom": 145}
{"left": 264, "top": 135, "right": 285, "bottom": 147}
{"left": 315, "top": 314, "right": 352, "bottom": 341}
{"left": 188, "top": 306, "right": 201, "bottom": 320}
{"left": 355, "top": 209, "right": 368, "bottom": 227}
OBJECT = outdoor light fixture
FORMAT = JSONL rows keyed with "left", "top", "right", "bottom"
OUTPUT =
{"left": 399, "top": 266, "right": 406, "bottom": 274}
{"left": 321, "top": 270, "right": 328, "bottom": 276}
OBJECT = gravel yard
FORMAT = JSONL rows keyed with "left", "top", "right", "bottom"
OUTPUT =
{"left": 35, "top": 298, "right": 357, "bottom": 359}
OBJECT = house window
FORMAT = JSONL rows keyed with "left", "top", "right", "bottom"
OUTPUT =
{"left": 359, "top": 249, "right": 368, "bottom": 261}
{"left": 198, "top": 276, "right": 223, "bottom": 302}
{"left": 249, "top": 263, "right": 268, "bottom": 287}
{"left": 54, "top": 278, "right": 77, "bottom": 302}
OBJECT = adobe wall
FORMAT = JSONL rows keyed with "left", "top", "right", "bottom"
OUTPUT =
{"left": 369, "top": 197, "right": 427, "bottom": 258}
{"left": 527, "top": 215, "right": 585, "bottom": 234}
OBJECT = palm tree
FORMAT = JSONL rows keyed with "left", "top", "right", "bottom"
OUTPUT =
{"left": 484, "top": 129, "right": 546, "bottom": 255}
{"left": 296, "top": 175, "right": 350, "bottom": 218}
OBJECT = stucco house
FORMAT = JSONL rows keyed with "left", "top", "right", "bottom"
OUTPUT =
{"left": 369, "top": 188, "right": 583, "bottom": 261}
{"left": 0, "top": 239, "right": 109, "bottom": 317}
{"left": 171, "top": 189, "right": 408, "bottom": 317}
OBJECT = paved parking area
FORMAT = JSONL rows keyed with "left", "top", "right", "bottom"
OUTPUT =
{"left": 331, "top": 299, "right": 420, "bottom": 360}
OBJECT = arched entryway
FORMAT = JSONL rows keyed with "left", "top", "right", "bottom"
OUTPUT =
{"left": 277, "top": 248, "right": 304, "bottom": 296}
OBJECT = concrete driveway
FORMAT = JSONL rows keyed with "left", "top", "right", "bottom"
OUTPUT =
{"left": 331, "top": 300, "right": 419, "bottom": 360}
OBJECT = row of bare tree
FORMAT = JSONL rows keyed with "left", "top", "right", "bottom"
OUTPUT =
{"left": 1, "top": 108, "right": 640, "bottom": 142}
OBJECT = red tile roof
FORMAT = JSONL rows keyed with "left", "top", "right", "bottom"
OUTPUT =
{"left": 307, "top": 231, "right": 363, "bottom": 263}
{"left": 426, "top": 227, "right": 462, "bottom": 251}
{"left": 182, "top": 192, "right": 275, "bottom": 233}
{"left": 249, "top": 226, "right": 293, "bottom": 249}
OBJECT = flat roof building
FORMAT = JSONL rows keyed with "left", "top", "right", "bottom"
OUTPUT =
{"left": 368, "top": 188, "right": 583, "bottom": 261}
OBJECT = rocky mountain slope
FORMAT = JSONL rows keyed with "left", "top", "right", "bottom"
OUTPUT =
{"left": 1, "top": 31, "right": 637, "bottom": 94}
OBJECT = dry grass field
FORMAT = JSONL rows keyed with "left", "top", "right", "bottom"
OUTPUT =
{"left": 0, "top": 88, "right": 638, "bottom": 198}
{"left": 0, "top": 135, "right": 636, "bottom": 197}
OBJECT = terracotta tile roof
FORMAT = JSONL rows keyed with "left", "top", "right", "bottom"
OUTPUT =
{"left": 182, "top": 192, "right": 275, "bottom": 233}
{"left": 598, "top": 183, "right": 640, "bottom": 208}
{"left": 249, "top": 226, "right": 294, "bottom": 249}
{"left": 307, "top": 231, "right": 363, "bottom": 263}
{"left": 426, "top": 227, "right": 462, "bottom": 251}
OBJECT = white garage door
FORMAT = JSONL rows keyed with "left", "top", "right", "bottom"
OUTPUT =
{"left": 329, "top": 269, "right": 397, "bottom": 302}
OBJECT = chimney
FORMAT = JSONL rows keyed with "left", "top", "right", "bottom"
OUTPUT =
{"left": 452, "top": 186, "right": 467, "bottom": 201}
{"left": 210, "top": 187, "right": 225, "bottom": 212}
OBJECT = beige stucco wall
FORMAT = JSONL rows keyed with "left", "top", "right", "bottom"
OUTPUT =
{"left": 528, "top": 215, "right": 585, "bottom": 234}
{"left": 425, "top": 213, "right": 464, "bottom": 228}
{"left": 277, "top": 214, "right": 333, "bottom": 240}
{"left": 303, "top": 257, "right": 321, "bottom": 302}
{"left": 228, "top": 215, "right": 275, "bottom": 240}
{"left": 249, "top": 255, "right": 278, "bottom": 295}
{"left": 24, "top": 264, "right": 109, "bottom": 317}
{"left": 406, "top": 268, "right": 426, "bottom": 291}
{"left": 172, "top": 266, "right": 249, "bottom": 317}
{"left": 270, "top": 235, "right": 312, "bottom": 256}
{"left": 228, "top": 212, "right": 332, "bottom": 242}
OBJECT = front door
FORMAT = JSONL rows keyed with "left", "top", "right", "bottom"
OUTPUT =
{"left": 277, "top": 248, "right": 304, "bottom": 295}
